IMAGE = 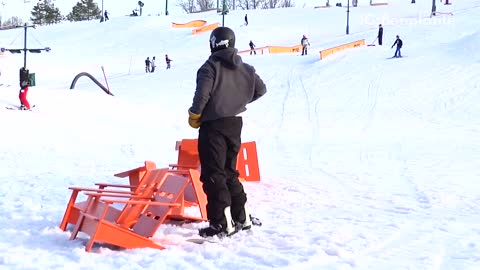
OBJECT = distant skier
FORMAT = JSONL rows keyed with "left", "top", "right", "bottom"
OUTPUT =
{"left": 244, "top": 14, "right": 248, "bottom": 26}
{"left": 165, "top": 54, "right": 172, "bottom": 69}
{"left": 249, "top": 40, "right": 256, "bottom": 55}
{"left": 145, "top": 57, "right": 151, "bottom": 73}
{"left": 391, "top": 35, "right": 403, "bottom": 58}
{"left": 151, "top": 56, "right": 156, "bottom": 73}
{"left": 104, "top": 10, "right": 109, "bottom": 21}
{"left": 301, "top": 34, "right": 310, "bottom": 56}
{"left": 378, "top": 24, "right": 383, "bottom": 45}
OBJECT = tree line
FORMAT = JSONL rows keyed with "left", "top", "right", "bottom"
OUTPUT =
{"left": 0, "top": 0, "right": 102, "bottom": 28}
{"left": 178, "top": 0, "right": 294, "bottom": 14}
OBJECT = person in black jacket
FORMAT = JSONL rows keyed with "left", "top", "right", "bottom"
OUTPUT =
{"left": 391, "top": 35, "right": 403, "bottom": 58}
{"left": 165, "top": 54, "right": 172, "bottom": 69}
{"left": 145, "top": 57, "right": 151, "bottom": 73}
{"left": 301, "top": 34, "right": 310, "bottom": 55}
{"left": 249, "top": 40, "right": 256, "bottom": 55}
{"left": 188, "top": 27, "right": 266, "bottom": 238}
{"left": 244, "top": 14, "right": 248, "bottom": 26}
{"left": 378, "top": 24, "right": 383, "bottom": 45}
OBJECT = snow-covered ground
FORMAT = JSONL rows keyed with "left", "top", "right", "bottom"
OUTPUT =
{"left": 1, "top": 0, "right": 479, "bottom": 269}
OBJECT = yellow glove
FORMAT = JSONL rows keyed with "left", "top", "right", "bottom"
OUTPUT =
{"left": 188, "top": 110, "right": 201, "bottom": 129}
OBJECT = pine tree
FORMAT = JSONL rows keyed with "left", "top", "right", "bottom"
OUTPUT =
{"left": 30, "top": 0, "right": 64, "bottom": 25}
{"left": 67, "top": 0, "right": 101, "bottom": 22}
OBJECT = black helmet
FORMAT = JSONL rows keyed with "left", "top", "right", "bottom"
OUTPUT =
{"left": 209, "top": 27, "right": 235, "bottom": 53}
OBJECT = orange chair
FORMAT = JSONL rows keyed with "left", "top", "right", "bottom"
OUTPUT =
{"left": 59, "top": 166, "right": 166, "bottom": 231}
{"left": 237, "top": 141, "right": 261, "bottom": 181}
{"left": 171, "top": 139, "right": 261, "bottom": 181}
{"left": 112, "top": 160, "right": 156, "bottom": 190}
{"left": 166, "top": 169, "right": 207, "bottom": 221}
{"left": 70, "top": 172, "right": 189, "bottom": 252}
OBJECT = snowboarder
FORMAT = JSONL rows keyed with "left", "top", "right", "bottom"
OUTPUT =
{"left": 249, "top": 40, "right": 256, "bottom": 55}
{"left": 188, "top": 26, "right": 266, "bottom": 238}
{"left": 19, "top": 85, "right": 30, "bottom": 110}
{"left": 165, "top": 54, "right": 172, "bottom": 69}
{"left": 151, "top": 56, "right": 156, "bottom": 73}
{"left": 391, "top": 35, "right": 403, "bottom": 58}
{"left": 104, "top": 10, "right": 109, "bottom": 21}
{"left": 301, "top": 34, "right": 310, "bottom": 56}
{"left": 145, "top": 57, "right": 151, "bottom": 73}
{"left": 244, "top": 14, "right": 248, "bottom": 26}
{"left": 378, "top": 24, "right": 383, "bottom": 45}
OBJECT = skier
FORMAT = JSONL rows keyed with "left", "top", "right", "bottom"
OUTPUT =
{"left": 378, "top": 24, "right": 383, "bottom": 45}
{"left": 19, "top": 85, "right": 30, "bottom": 110}
{"left": 301, "top": 34, "right": 310, "bottom": 56}
{"left": 249, "top": 40, "right": 256, "bottom": 55}
{"left": 188, "top": 26, "right": 266, "bottom": 238}
{"left": 104, "top": 10, "right": 109, "bottom": 21}
{"left": 145, "top": 57, "right": 151, "bottom": 73}
{"left": 165, "top": 54, "right": 172, "bottom": 69}
{"left": 244, "top": 14, "right": 248, "bottom": 26}
{"left": 391, "top": 35, "right": 403, "bottom": 58}
{"left": 151, "top": 56, "right": 156, "bottom": 73}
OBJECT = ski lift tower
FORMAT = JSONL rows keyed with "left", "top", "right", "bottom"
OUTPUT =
{"left": 4, "top": 24, "right": 51, "bottom": 87}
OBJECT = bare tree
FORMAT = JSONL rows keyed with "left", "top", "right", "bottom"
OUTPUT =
{"left": 260, "top": 0, "right": 281, "bottom": 9}
{"left": 178, "top": 0, "right": 197, "bottom": 13}
{"left": 278, "top": 0, "right": 294, "bottom": 7}
{"left": 197, "top": 0, "right": 215, "bottom": 11}
{"left": 2, "top": 16, "right": 23, "bottom": 27}
{"left": 237, "top": 0, "right": 262, "bottom": 10}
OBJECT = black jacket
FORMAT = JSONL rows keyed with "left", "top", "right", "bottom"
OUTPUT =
{"left": 190, "top": 48, "right": 266, "bottom": 122}
{"left": 378, "top": 27, "right": 383, "bottom": 38}
{"left": 249, "top": 41, "right": 255, "bottom": 48}
{"left": 392, "top": 38, "right": 403, "bottom": 48}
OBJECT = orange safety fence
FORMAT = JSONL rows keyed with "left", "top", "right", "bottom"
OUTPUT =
{"left": 238, "top": 45, "right": 302, "bottom": 55}
{"left": 319, "top": 39, "right": 365, "bottom": 60}
{"left": 192, "top": 23, "right": 220, "bottom": 35}
{"left": 172, "top": 20, "right": 206, "bottom": 28}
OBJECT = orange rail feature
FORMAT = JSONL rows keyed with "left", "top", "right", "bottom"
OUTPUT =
{"left": 238, "top": 46, "right": 268, "bottom": 55}
{"left": 319, "top": 39, "right": 365, "bottom": 60}
{"left": 238, "top": 45, "right": 302, "bottom": 55}
{"left": 268, "top": 45, "right": 302, "bottom": 54}
{"left": 370, "top": 3, "right": 388, "bottom": 6}
{"left": 192, "top": 23, "right": 220, "bottom": 35}
{"left": 172, "top": 20, "right": 207, "bottom": 28}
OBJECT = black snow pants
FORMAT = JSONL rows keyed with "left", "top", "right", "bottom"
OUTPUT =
{"left": 198, "top": 116, "right": 247, "bottom": 226}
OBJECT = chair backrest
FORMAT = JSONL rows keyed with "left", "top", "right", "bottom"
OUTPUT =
{"left": 237, "top": 141, "right": 261, "bottom": 181}
{"left": 132, "top": 174, "right": 189, "bottom": 237}
{"left": 175, "top": 139, "right": 200, "bottom": 168}
{"left": 116, "top": 169, "right": 168, "bottom": 227}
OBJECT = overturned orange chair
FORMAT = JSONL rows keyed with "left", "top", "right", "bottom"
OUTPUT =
{"left": 70, "top": 170, "right": 189, "bottom": 252}
{"left": 60, "top": 166, "right": 166, "bottom": 231}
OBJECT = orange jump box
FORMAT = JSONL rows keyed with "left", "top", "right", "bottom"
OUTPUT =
{"left": 172, "top": 20, "right": 206, "bottom": 28}
{"left": 192, "top": 23, "right": 220, "bottom": 35}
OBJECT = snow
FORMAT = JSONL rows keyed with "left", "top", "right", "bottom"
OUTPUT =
{"left": 1, "top": 0, "right": 480, "bottom": 269}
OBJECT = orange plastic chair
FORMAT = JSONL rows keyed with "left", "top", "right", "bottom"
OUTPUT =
{"left": 166, "top": 169, "right": 207, "bottom": 221}
{"left": 237, "top": 141, "right": 261, "bottom": 181}
{"left": 169, "top": 139, "right": 200, "bottom": 170}
{"left": 171, "top": 139, "right": 261, "bottom": 181}
{"left": 59, "top": 166, "right": 165, "bottom": 231}
{"left": 70, "top": 173, "right": 189, "bottom": 252}
{"left": 112, "top": 160, "right": 156, "bottom": 190}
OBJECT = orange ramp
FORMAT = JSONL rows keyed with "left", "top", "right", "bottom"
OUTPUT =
{"left": 172, "top": 20, "right": 206, "bottom": 28}
{"left": 319, "top": 39, "right": 365, "bottom": 60}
